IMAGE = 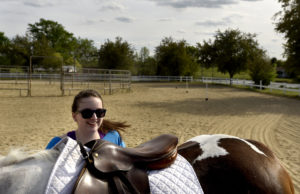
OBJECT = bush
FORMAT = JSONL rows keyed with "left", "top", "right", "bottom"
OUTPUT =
{"left": 248, "top": 57, "right": 276, "bottom": 85}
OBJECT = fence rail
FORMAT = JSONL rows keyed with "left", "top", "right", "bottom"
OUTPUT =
{"left": 199, "top": 77, "right": 300, "bottom": 96}
{"left": 0, "top": 67, "right": 131, "bottom": 96}
{"left": 1, "top": 70, "right": 299, "bottom": 97}
{"left": 62, "top": 69, "right": 131, "bottom": 95}
{"left": 132, "top": 75, "right": 192, "bottom": 82}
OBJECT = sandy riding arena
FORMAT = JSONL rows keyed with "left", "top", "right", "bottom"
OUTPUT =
{"left": 0, "top": 83, "right": 299, "bottom": 192}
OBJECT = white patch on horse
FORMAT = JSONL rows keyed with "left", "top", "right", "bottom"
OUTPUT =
{"left": 187, "top": 134, "right": 266, "bottom": 163}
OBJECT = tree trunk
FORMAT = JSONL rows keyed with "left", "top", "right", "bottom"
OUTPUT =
{"left": 229, "top": 74, "right": 233, "bottom": 86}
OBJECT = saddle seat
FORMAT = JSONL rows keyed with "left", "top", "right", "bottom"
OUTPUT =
{"left": 73, "top": 134, "right": 178, "bottom": 194}
{"left": 88, "top": 134, "right": 178, "bottom": 173}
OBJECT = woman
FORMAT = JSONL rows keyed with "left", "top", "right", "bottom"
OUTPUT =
{"left": 46, "top": 89, "right": 128, "bottom": 149}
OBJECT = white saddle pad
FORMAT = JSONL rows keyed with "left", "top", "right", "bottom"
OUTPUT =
{"left": 45, "top": 137, "right": 203, "bottom": 194}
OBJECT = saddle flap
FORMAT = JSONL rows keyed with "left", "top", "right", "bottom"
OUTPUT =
{"left": 91, "top": 141, "right": 134, "bottom": 173}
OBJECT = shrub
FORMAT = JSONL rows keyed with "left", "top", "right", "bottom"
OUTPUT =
{"left": 248, "top": 57, "right": 276, "bottom": 85}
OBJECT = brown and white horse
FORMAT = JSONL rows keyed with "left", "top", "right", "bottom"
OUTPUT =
{"left": 178, "top": 134, "right": 295, "bottom": 194}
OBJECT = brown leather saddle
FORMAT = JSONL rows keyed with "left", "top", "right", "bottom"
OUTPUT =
{"left": 73, "top": 134, "right": 178, "bottom": 194}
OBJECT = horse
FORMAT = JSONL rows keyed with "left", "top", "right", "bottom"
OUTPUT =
{"left": 178, "top": 134, "right": 295, "bottom": 194}
{"left": 0, "top": 134, "right": 295, "bottom": 194}
{"left": 0, "top": 149, "right": 59, "bottom": 193}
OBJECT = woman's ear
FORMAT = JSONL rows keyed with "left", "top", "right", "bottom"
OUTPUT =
{"left": 72, "top": 112, "right": 77, "bottom": 122}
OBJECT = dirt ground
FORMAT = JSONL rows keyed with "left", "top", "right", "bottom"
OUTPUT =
{"left": 0, "top": 82, "right": 299, "bottom": 192}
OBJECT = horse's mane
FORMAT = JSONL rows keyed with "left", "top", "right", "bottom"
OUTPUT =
{"left": 0, "top": 148, "right": 59, "bottom": 167}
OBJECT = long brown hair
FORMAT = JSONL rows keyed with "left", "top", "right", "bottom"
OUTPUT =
{"left": 100, "top": 120, "right": 130, "bottom": 135}
{"left": 72, "top": 89, "right": 130, "bottom": 135}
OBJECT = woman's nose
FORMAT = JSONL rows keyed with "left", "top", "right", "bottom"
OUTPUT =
{"left": 91, "top": 112, "right": 97, "bottom": 119}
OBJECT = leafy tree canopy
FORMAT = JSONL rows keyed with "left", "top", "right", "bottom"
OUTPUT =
{"left": 213, "top": 29, "right": 261, "bottom": 82}
{"left": 74, "top": 38, "right": 98, "bottom": 67}
{"left": 28, "top": 18, "right": 77, "bottom": 56}
{"left": 274, "top": 0, "right": 300, "bottom": 77}
{"left": 196, "top": 40, "right": 215, "bottom": 69}
{"left": 135, "top": 47, "right": 157, "bottom": 75}
{"left": 0, "top": 32, "right": 11, "bottom": 66}
{"left": 98, "top": 37, "right": 135, "bottom": 71}
{"left": 155, "top": 37, "right": 198, "bottom": 76}
{"left": 248, "top": 50, "right": 276, "bottom": 85}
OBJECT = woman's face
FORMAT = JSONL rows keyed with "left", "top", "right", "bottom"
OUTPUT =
{"left": 72, "top": 96, "right": 104, "bottom": 134}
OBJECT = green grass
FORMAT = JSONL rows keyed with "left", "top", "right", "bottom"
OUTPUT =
{"left": 273, "top": 78, "right": 296, "bottom": 83}
{"left": 196, "top": 67, "right": 251, "bottom": 80}
{"left": 232, "top": 84, "right": 300, "bottom": 100}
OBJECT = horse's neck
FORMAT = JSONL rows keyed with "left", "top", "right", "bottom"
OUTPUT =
{"left": 0, "top": 149, "right": 59, "bottom": 194}
{"left": 0, "top": 149, "right": 59, "bottom": 167}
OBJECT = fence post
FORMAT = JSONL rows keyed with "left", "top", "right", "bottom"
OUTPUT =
{"left": 28, "top": 57, "right": 32, "bottom": 96}
{"left": 284, "top": 84, "right": 287, "bottom": 94}
{"left": 185, "top": 77, "right": 189, "bottom": 90}
{"left": 260, "top": 80, "right": 262, "bottom": 90}
{"left": 61, "top": 65, "right": 65, "bottom": 96}
{"left": 109, "top": 70, "right": 112, "bottom": 95}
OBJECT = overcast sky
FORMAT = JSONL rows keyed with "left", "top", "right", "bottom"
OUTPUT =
{"left": 1, "top": 0, "right": 284, "bottom": 59}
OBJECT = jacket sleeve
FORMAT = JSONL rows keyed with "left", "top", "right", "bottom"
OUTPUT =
{"left": 102, "top": 130, "right": 126, "bottom": 147}
{"left": 45, "top": 136, "right": 62, "bottom": 149}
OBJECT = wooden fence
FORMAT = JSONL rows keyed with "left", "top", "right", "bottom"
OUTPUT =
{"left": 62, "top": 68, "right": 131, "bottom": 95}
{"left": 0, "top": 66, "right": 30, "bottom": 96}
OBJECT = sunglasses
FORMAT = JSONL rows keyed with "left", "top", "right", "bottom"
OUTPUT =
{"left": 77, "top": 108, "right": 106, "bottom": 119}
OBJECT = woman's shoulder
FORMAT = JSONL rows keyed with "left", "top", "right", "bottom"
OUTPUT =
{"left": 45, "top": 136, "right": 62, "bottom": 149}
{"left": 45, "top": 132, "right": 73, "bottom": 149}
{"left": 106, "top": 130, "right": 120, "bottom": 136}
{"left": 103, "top": 130, "right": 125, "bottom": 147}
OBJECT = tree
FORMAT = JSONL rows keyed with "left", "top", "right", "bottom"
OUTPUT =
{"left": 74, "top": 38, "right": 98, "bottom": 67}
{"left": 28, "top": 18, "right": 77, "bottom": 62}
{"left": 186, "top": 45, "right": 200, "bottom": 76}
{"left": 135, "top": 47, "right": 157, "bottom": 75}
{"left": 98, "top": 37, "right": 135, "bottom": 71}
{"left": 155, "top": 37, "right": 198, "bottom": 76}
{"left": 274, "top": 0, "right": 300, "bottom": 78}
{"left": 9, "top": 34, "right": 32, "bottom": 67}
{"left": 0, "top": 32, "right": 11, "bottom": 66}
{"left": 196, "top": 40, "right": 216, "bottom": 77}
{"left": 213, "top": 29, "right": 260, "bottom": 84}
{"left": 248, "top": 50, "right": 276, "bottom": 85}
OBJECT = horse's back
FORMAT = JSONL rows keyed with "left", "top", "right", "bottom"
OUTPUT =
{"left": 0, "top": 149, "right": 59, "bottom": 194}
{"left": 178, "top": 134, "right": 294, "bottom": 194}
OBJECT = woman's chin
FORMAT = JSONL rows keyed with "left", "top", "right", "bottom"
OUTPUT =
{"left": 86, "top": 124, "right": 99, "bottom": 132}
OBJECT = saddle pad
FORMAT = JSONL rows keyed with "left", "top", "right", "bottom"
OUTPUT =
{"left": 45, "top": 137, "right": 204, "bottom": 194}
{"left": 44, "top": 137, "right": 86, "bottom": 194}
{"left": 148, "top": 154, "right": 204, "bottom": 194}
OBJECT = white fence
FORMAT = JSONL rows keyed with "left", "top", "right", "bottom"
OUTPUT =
{"left": 199, "top": 77, "right": 300, "bottom": 96}
{"left": 1, "top": 71, "right": 299, "bottom": 97}
{"left": 132, "top": 75, "right": 193, "bottom": 82}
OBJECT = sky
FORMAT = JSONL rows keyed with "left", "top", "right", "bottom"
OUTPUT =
{"left": 0, "top": 0, "right": 285, "bottom": 59}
